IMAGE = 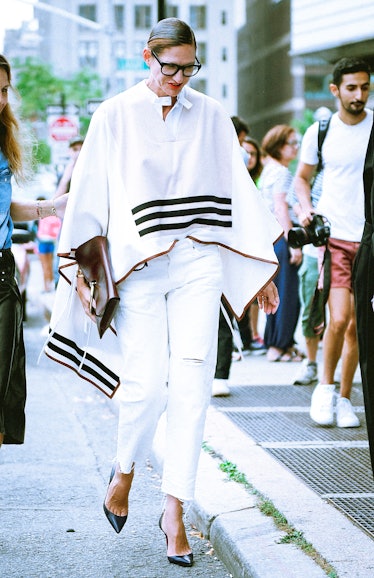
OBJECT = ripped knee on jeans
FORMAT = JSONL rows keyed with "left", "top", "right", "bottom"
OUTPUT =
{"left": 182, "top": 357, "right": 205, "bottom": 365}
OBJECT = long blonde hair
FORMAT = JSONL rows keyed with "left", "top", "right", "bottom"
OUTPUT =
{"left": 0, "top": 54, "right": 28, "bottom": 181}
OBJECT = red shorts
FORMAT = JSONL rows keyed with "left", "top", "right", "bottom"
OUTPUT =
{"left": 318, "top": 237, "right": 360, "bottom": 291}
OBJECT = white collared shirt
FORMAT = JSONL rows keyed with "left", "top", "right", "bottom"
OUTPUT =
{"left": 144, "top": 80, "right": 192, "bottom": 138}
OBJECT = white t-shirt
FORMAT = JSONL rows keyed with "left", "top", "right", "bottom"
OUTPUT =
{"left": 299, "top": 109, "right": 373, "bottom": 241}
{"left": 258, "top": 158, "right": 295, "bottom": 220}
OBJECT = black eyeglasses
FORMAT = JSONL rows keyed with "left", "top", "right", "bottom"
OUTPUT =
{"left": 151, "top": 50, "right": 201, "bottom": 77}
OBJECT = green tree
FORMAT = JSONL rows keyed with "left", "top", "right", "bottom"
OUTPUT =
{"left": 14, "top": 59, "right": 103, "bottom": 124}
{"left": 64, "top": 67, "right": 103, "bottom": 109}
{"left": 291, "top": 109, "right": 315, "bottom": 136}
{"left": 14, "top": 58, "right": 64, "bottom": 121}
{"left": 13, "top": 59, "right": 104, "bottom": 166}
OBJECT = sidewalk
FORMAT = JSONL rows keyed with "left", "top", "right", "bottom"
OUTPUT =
{"left": 0, "top": 269, "right": 231, "bottom": 578}
{"left": 3, "top": 257, "right": 374, "bottom": 577}
{"left": 190, "top": 352, "right": 374, "bottom": 578}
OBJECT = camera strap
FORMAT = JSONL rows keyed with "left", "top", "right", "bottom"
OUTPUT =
{"left": 316, "top": 117, "right": 331, "bottom": 174}
{"left": 308, "top": 242, "right": 331, "bottom": 336}
{"left": 320, "top": 242, "right": 331, "bottom": 303}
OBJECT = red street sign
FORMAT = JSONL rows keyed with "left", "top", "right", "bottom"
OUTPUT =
{"left": 50, "top": 116, "right": 78, "bottom": 141}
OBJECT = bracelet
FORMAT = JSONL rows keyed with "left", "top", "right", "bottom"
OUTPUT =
{"left": 36, "top": 199, "right": 57, "bottom": 219}
{"left": 36, "top": 200, "right": 43, "bottom": 219}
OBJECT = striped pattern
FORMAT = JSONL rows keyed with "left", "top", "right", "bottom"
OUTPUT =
{"left": 132, "top": 195, "right": 232, "bottom": 237}
{"left": 45, "top": 331, "right": 120, "bottom": 398}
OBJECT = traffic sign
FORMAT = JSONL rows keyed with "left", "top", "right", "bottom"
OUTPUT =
{"left": 47, "top": 104, "right": 80, "bottom": 116}
{"left": 50, "top": 117, "right": 78, "bottom": 141}
{"left": 87, "top": 99, "right": 103, "bottom": 115}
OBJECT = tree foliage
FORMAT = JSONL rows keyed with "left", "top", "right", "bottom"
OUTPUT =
{"left": 14, "top": 58, "right": 64, "bottom": 120}
{"left": 291, "top": 109, "right": 316, "bottom": 135}
{"left": 13, "top": 58, "right": 103, "bottom": 123}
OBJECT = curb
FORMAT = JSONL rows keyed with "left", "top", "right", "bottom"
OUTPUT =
{"left": 151, "top": 411, "right": 326, "bottom": 578}
{"left": 199, "top": 406, "right": 374, "bottom": 578}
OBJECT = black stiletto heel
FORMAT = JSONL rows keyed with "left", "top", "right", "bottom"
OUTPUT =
{"left": 159, "top": 513, "right": 193, "bottom": 567}
{"left": 103, "top": 463, "right": 128, "bottom": 534}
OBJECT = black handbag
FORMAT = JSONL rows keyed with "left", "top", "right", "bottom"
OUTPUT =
{"left": 75, "top": 236, "right": 120, "bottom": 338}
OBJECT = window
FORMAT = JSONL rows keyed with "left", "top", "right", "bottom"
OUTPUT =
{"left": 189, "top": 6, "right": 207, "bottom": 29}
{"left": 116, "top": 77, "right": 126, "bottom": 93}
{"left": 221, "top": 10, "right": 227, "bottom": 25}
{"left": 78, "top": 4, "right": 97, "bottom": 22}
{"left": 166, "top": 5, "right": 178, "bottom": 18}
{"left": 114, "top": 42, "right": 126, "bottom": 70}
{"left": 133, "top": 41, "right": 144, "bottom": 57}
{"left": 197, "top": 42, "right": 206, "bottom": 65}
{"left": 78, "top": 41, "right": 98, "bottom": 68}
{"left": 221, "top": 47, "right": 228, "bottom": 62}
{"left": 222, "top": 84, "right": 228, "bottom": 99}
{"left": 190, "top": 78, "right": 207, "bottom": 94}
{"left": 134, "top": 5, "right": 152, "bottom": 29}
{"left": 114, "top": 4, "right": 125, "bottom": 32}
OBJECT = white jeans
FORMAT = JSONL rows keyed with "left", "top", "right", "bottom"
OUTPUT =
{"left": 114, "top": 238, "right": 223, "bottom": 501}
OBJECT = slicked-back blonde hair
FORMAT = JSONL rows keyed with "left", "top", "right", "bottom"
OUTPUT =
{"left": 147, "top": 18, "right": 197, "bottom": 55}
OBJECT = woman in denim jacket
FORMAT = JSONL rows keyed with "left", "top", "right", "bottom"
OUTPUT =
{"left": 0, "top": 54, "right": 66, "bottom": 447}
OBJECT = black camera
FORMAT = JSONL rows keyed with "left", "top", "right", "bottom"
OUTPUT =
{"left": 288, "top": 214, "right": 330, "bottom": 248}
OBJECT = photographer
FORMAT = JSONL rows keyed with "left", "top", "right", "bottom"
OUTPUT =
{"left": 288, "top": 205, "right": 330, "bottom": 386}
{"left": 294, "top": 57, "right": 372, "bottom": 428}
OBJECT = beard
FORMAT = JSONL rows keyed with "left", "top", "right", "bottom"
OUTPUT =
{"left": 345, "top": 101, "right": 366, "bottom": 116}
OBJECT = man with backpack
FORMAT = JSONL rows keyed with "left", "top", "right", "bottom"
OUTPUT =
{"left": 294, "top": 57, "right": 372, "bottom": 427}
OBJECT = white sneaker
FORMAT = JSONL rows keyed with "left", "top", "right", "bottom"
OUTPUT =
{"left": 212, "top": 378, "right": 230, "bottom": 397}
{"left": 310, "top": 383, "right": 335, "bottom": 426}
{"left": 293, "top": 360, "right": 318, "bottom": 385}
{"left": 336, "top": 397, "right": 360, "bottom": 428}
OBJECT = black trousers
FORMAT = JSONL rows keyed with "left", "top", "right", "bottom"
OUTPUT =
{"left": 0, "top": 249, "right": 26, "bottom": 444}
{"left": 353, "top": 221, "right": 374, "bottom": 473}
{"left": 214, "top": 301, "right": 233, "bottom": 380}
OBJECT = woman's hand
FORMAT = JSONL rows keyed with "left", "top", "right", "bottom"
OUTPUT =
{"left": 257, "top": 281, "right": 279, "bottom": 314}
{"left": 53, "top": 193, "right": 69, "bottom": 219}
{"left": 76, "top": 275, "right": 97, "bottom": 323}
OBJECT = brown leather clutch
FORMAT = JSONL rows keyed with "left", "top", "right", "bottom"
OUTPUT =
{"left": 75, "top": 236, "right": 120, "bottom": 338}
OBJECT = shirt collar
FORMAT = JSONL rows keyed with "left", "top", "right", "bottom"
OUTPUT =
{"left": 143, "top": 81, "right": 192, "bottom": 110}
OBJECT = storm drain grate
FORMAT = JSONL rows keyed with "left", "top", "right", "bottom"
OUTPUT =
{"left": 213, "top": 384, "right": 374, "bottom": 538}
{"left": 211, "top": 384, "right": 364, "bottom": 409}
{"left": 211, "top": 385, "right": 315, "bottom": 408}
{"left": 224, "top": 411, "right": 367, "bottom": 443}
{"left": 266, "top": 447, "right": 374, "bottom": 494}
{"left": 327, "top": 497, "right": 374, "bottom": 539}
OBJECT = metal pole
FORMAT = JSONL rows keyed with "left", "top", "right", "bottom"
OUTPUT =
{"left": 158, "top": 0, "right": 166, "bottom": 21}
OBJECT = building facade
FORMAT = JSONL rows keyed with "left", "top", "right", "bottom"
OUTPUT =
{"left": 291, "top": 0, "right": 374, "bottom": 112}
{"left": 5, "top": 0, "right": 238, "bottom": 115}
{"left": 237, "top": 0, "right": 374, "bottom": 142}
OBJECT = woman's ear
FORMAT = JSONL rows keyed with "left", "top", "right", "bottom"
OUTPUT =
{"left": 143, "top": 47, "right": 152, "bottom": 67}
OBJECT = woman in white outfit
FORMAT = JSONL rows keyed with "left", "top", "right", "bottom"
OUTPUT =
{"left": 51, "top": 18, "right": 281, "bottom": 567}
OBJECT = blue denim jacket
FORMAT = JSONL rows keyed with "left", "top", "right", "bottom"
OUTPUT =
{"left": 0, "top": 149, "right": 13, "bottom": 249}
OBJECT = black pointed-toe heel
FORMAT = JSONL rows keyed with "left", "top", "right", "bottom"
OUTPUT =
{"left": 158, "top": 513, "right": 193, "bottom": 567}
{"left": 103, "top": 463, "right": 128, "bottom": 534}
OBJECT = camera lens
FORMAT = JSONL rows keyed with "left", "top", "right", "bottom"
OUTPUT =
{"left": 288, "top": 227, "right": 310, "bottom": 248}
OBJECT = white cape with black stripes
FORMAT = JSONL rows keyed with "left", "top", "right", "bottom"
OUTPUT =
{"left": 45, "top": 81, "right": 282, "bottom": 395}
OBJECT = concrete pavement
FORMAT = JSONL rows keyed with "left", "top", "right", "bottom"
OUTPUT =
{"left": 2, "top": 255, "right": 374, "bottom": 577}
{"left": 0, "top": 258, "right": 230, "bottom": 578}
